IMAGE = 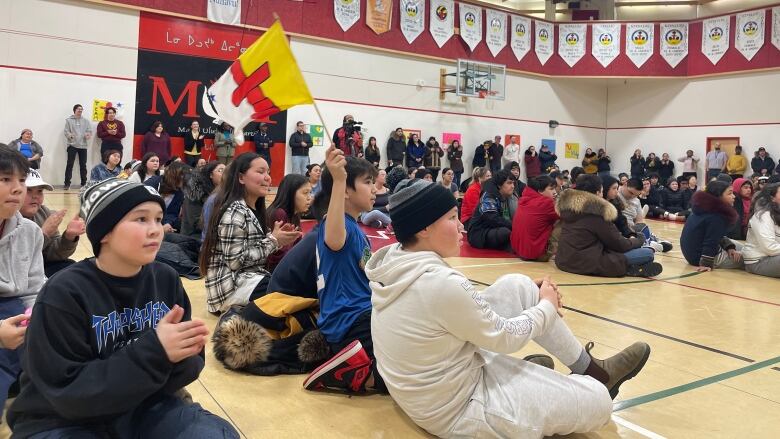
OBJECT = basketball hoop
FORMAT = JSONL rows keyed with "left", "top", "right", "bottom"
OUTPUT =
{"left": 478, "top": 90, "right": 487, "bottom": 99}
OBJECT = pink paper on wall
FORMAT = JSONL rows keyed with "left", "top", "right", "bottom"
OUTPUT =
{"left": 442, "top": 132, "right": 461, "bottom": 149}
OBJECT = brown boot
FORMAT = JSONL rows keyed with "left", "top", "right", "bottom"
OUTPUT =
{"left": 523, "top": 354, "right": 554, "bottom": 370}
{"left": 583, "top": 341, "right": 651, "bottom": 399}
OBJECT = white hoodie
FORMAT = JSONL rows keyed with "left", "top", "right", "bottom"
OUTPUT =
{"left": 366, "top": 243, "right": 557, "bottom": 437}
{"left": 0, "top": 212, "right": 46, "bottom": 307}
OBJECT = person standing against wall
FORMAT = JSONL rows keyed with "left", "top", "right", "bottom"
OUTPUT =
{"left": 726, "top": 145, "right": 747, "bottom": 179}
{"left": 678, "top": 149, "right": 699, "bottom": 180}
{"left": 141, "top": 121, "right": 172, "bottom": 165}
{"left": 751, "top": 147, "right": 775, "bottom": 176}
{"left": 489, "top": 135, "right": 503, "bottom": 173}
{"left": 447, "top": 140, "right": 464, "bottom": 188}
{"left": 385, "top": 128, "right": 406, "bottom": 171}
{"left": 183, "top": 120, "right": 205, "bottom": 167}
{"left": 63, "top": 104, "right": 92, "bottom": 190}
{"left": 658, "top": 153, "right": 674, "bottom": 187}
{"left": 96, "top": 107, "right": 125, "bottom": 156}
{"left": 502, "top": 136, "right": 520, "bottom": 168}
{"left": 215, "top": 122, "right": 236, "bottom": 166}
{"left": 253, "top": 123, "right": 274, "bottom": 169}
{"left": 289, "top": 121, "right": 312, "bottom": 175}
{"left": 705, "top": 143, "right": 728, "bottom": 181}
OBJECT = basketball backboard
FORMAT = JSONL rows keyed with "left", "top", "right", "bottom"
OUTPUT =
{"left": 455, "top": 59, "right": 506, "bottom": 100}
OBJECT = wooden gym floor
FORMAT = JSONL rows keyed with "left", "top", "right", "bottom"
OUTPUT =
{"left": 3, "top": 190, "right": 779, "bottom": 438}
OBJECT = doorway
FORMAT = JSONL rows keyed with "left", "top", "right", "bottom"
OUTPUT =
{"left": 706, "top": 137, "right": 740, "bottom": 156}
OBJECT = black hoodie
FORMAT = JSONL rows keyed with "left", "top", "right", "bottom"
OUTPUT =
{"left": 8, "top": 260, "right": 203, "bottom": 437}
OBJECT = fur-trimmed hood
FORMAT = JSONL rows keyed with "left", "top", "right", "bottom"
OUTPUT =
{"left": 690, "top": 191, "right": 738, "bottom": 225}
{"left": 183, "top": 169, "right": 214, "bottom": 202}
{"left": 556, "top": 189, "right": 618, "bottom": 222}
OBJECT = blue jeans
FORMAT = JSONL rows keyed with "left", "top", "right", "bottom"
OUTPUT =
{"left": 361, "top": 210, "right": 392, "bottom": 227}
{"left": 624, "top": 248, "right": 654, "bottom": 266}
{"left": 0, "top": 297, "right": 25, "bottom": 416}
{"left": 707, "top": 169, "right": 721, "bottom": 181}
{"left": 598, "top": 171, "right": 611, "bottom": 178}
{"left": 28, "top": 395, "right": 239, "bottom": 438}
{"left": 291, "top": 155, "right": 309, "bottom": 175}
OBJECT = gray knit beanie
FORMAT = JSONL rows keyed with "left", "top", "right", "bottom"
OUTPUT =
{"left": 80, "top": 178, "right": 165, "bottom": 256}
{"left": 389, "top": 180, "right": 457, "bottom": 242}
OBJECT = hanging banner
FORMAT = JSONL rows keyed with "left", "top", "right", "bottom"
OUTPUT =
{"left": 626, "top": 23, "right": 654, "bottom": 68}
{"left": 559, "top": 23, "right": 586, "bottom": 67}
{"left": 535, "top": 20, "right": 554, "bottom": 66}
{"left": 207, "top": 0, "right": 241, "bottom": 25}
{"left": 702, "top": 16, "right": 730, "bottom": 65}
{"left": 510, "top": 15, "right": 531, "bottom": 62}
{"left": 430, "top": 0, "right": 454, "bottom": 47}
{"left": 591, "top": 23, "right": 620, "bottom": 68}
{"left": 334, "top": 0, "right": 361, "bottom": 32}
{"left": 660, "top": 22, "right": 688, "bottom": 68}
{"left": 366, "top": 0, "right": 393, "bottom": 35}
{"left": 459, "top": 4, "right": 482, "bottom": 51}
{"left": 735, "top": 10, "right": 765, "bottom": 61}
{"left": 400, "top": 0, "right": 425, "bottom": 43}
{"left": 485, "top": 10, "right": 507, "bottom": 57}
{"left": 773, "top": 7, "right": 780, "bottom": 51}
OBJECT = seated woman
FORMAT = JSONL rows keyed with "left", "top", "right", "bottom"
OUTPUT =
{"left": 307, "top": 163, "right": 322, "bottom": 197}
{"left": 366, "top": 181, "right": 651, "bottom": 438}
{"left": 181, "top": 161, "right": 225, "bottom": 238}
{"left": 144, "top": 161, "right": 187, "bottom": 233}
{"left": 555, "top": 175, "right": 662, "bottom": 278}
{"left": 467, "top": 170, "right": 514, "bottom": 251}
{"left": 742, "top": 183, "right": 780, "bottom": 278}
{"left": 659, "top": 178, "right": 690, "bottom": 221}
{"left": 266, "top": 174, "right": 312, "bottom": 272}
{"left": 460, "top": 167, "right": 491, "bottom": 226}
{"left": 600, "top": 175, "right": 636, "bottom": 239}
{"left": 510, "top": 175, "right": 559, "bottom": 261}
{"left": 361, "top": 169, "right": 391, "bottom": 228}
{"left": 503, "top": 161, "right": 525, "bottom": 198}
{"left": 639, "top": 178, "right": 670, "bottom": 219}
{"left": 88, "top": 149, "right": 121, "bottom": 183}
{"left": 199, "top": 153, "right": 301, "bottom": 314}
{"left": 439, "top": 167, "right": 460, "bottom": 198}
{"left": 728, "top": 178, "right": 753, "bottom": 240}
{"left": 680, "top": 181, "right": 743, "bottom": 272}
{"left": 128, "top": 152, "right": 160, "bottom": 183}
{"left": 414, "top": 168, "right": 433, "bottom": 182}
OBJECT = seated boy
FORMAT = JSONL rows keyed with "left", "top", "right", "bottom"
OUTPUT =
{"left": 8, "top": 178, "right": 238, "bottom": 438}
{"left": 0, "top": 147, "right": 46, "bottom": 413}
{"left": 302, "top": 146, "right": 384, "bottom": 393}
{"left": 367, "top": 180, "right": 651, "bottom": 438}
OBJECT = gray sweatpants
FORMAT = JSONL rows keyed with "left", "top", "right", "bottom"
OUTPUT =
{"left": 745, "top": 255, "right": 780, "bottom": 278}
{"left": 714, "top": 239, "right": 745, "bottom": 269}
{"left": 448, "top": 275, "right": 612, "bottom": 438}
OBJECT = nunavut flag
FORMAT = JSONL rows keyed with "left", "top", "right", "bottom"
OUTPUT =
{"left": 204, "top": 21, "right": 313, "bottom": 144}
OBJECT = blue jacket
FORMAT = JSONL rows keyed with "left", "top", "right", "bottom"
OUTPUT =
{"left": 680, "top": 191, "right": 737, "bottom": 268}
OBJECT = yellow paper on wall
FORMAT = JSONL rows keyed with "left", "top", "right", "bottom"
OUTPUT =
{"left": 565, "top": 142, "right": 580, "bottom": 159}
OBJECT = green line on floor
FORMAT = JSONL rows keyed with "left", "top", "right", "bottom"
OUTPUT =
{"left": 613, "top": 354, "right": 780, "bottom": 412}
{"left": 557, "top": 271, "right": 701, "bottom": 287}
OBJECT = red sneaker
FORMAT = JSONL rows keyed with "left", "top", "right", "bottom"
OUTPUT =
{"left": 302, "top": 340, "right": 371, "bottom": 392}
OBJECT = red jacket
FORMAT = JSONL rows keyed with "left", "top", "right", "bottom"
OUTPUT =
{"left": 460, "top": 182, "right": 481, "bottom": 224}
{"left": 510, "top": 186, "right": 559, "bottom": 259}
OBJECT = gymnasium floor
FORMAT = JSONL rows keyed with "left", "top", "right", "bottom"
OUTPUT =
{"left": 3, "top": 189, "right": 779, "bottom": 438}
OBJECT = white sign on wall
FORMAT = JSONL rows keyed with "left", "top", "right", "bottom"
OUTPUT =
{"left": 459, "top": 3, "right": 482, "bottom": 51}
{"left": 207, "top": 0, "right": 241, "bottom": 25}
{"left": 510, "top": 15, "right": 531, "bottom": 62}
{"left": 535, "top": 20, "right": 554, "bottom": 66}
{"left": 660, "top": 22, "right": 688, "bottom": 68}
{"left": 626, "top": 23, "right": 654, "bottom": 68}
{"left": 334, "top": 0, "right": 361, "bottom": 32}
{"left": 735, "top": 10, "right": 765, "bottom": 61}
{"left": 400, "top": 0, "right": 426, "bottom": 44}
{"left": 559, "top": 23, "right": 586, "bottom": 67}
{"left": 430, "top": 0, "right": 454, "bottom": 48}
{"left": 485, "top": 10, "right": 507, "bottom": 57}
{"left": 773, "top": 7, "right": 780, "bottom": 51}
{"left": 591, "top": 23, "right": 620, "bottom": 68}
{"left": 702, "top": 16, "right": 730, "bottom": 65}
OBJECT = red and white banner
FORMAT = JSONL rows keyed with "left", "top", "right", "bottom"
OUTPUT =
{"left": 510, "top": 15, "right": 531, "bottom": 62}
{"left": 591, "top": 23, "right": 620, "bottom": 68}
{"left": 660, "top": 22, "right": 688, "bottom": 68}
{"left": 485, "top": 9, "right": 507, "bottom": 57}
{"left": 626, "top": 23, "right": 654, "bottom": 68}
{"left": 702, "top": 16, "right": 730, "bottom": 65}
{"left": 400, "top": 0, "right": 425, "bottom": 44}
{"left": 558, "top": 23, "right": 586, "bottom": 67}
{"left": 334, "top": 0, "right": 361, "bottom": 32}
{"left": 459, "top": 3, "right": 482, "bottom": 51}
{"left": 534, "top": 20, "right": 554, "bottom": 66}
{"left": 735, "top": 10, "right": 765, "bottom": 61}
{"left": 429, "top": 0, "right": 454, "bottom": 47}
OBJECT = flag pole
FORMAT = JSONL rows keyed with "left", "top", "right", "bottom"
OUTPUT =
{"left": 310, "top": 100, "right": 334, "bottom": 147}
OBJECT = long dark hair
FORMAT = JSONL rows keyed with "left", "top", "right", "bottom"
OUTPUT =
{"left": 136, "top": 152, "right": 160, "bottom": 180}
{"left": 750, "top": 183, "right": 780, "bottom": 226}
{"left": 159, "top": 161, "right": 188, "bottom": 196}
{"left": 199, "top": 152, "right": 267, "bottom": 273}
{"left": 366, "top": 136, "right": 379, "bottom": 152}
{"left": 267, "top": 174, "right": 308, "bottom": 229}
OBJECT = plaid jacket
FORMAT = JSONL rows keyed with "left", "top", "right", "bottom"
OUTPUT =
{"left": 205, "top": 200, "right": 279, "bottom": 313}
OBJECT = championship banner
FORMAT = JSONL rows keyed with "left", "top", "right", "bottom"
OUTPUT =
{"left": 702, "top": 16, "right": 730, "bottom": 65}
{"left": 334, "top": 0, "right": 361, "bottom": 32}
{"left": 660, "top": 22, "right": 688, "bottom": 68}
{"left": 534, "top": 20, "right": 554, "bottom": 66}
{"left": 510, "top": 15, "right": 531, "bottom": 62}
{"left": 485, "top": 10, "right": 507, "bottom": 57}
{"left": 430, "top": 0, "right": 454, "bottom": 48}
{"left": 591, "top": 23, "right": 620, "bottom": 68}
{"left": 773, "top": 7, "right": 780, "bottom": 51}
{"left": 459, "top": 3, "right": 482, "bottom": 51}
{"left": 558, "top": 23, "right": 586, "bottom": 67}
{"left": 207, "top": 0, "right": 241, "bottom": 26}
{"left": 366, "top": 0, "right": 393, "bottom": 35}
{"left": 735, "top": 10, "right": 765, "bottom": 61}
{"left": 626, "top": 23, "right": 654, "bottom": 68}
{"left": 400, "top": 0, "right": 425, "bottom": 43}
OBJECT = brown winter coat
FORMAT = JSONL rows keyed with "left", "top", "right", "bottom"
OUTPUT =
{"left": 555, "top": 189, "right": 644, "bottom": 277}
